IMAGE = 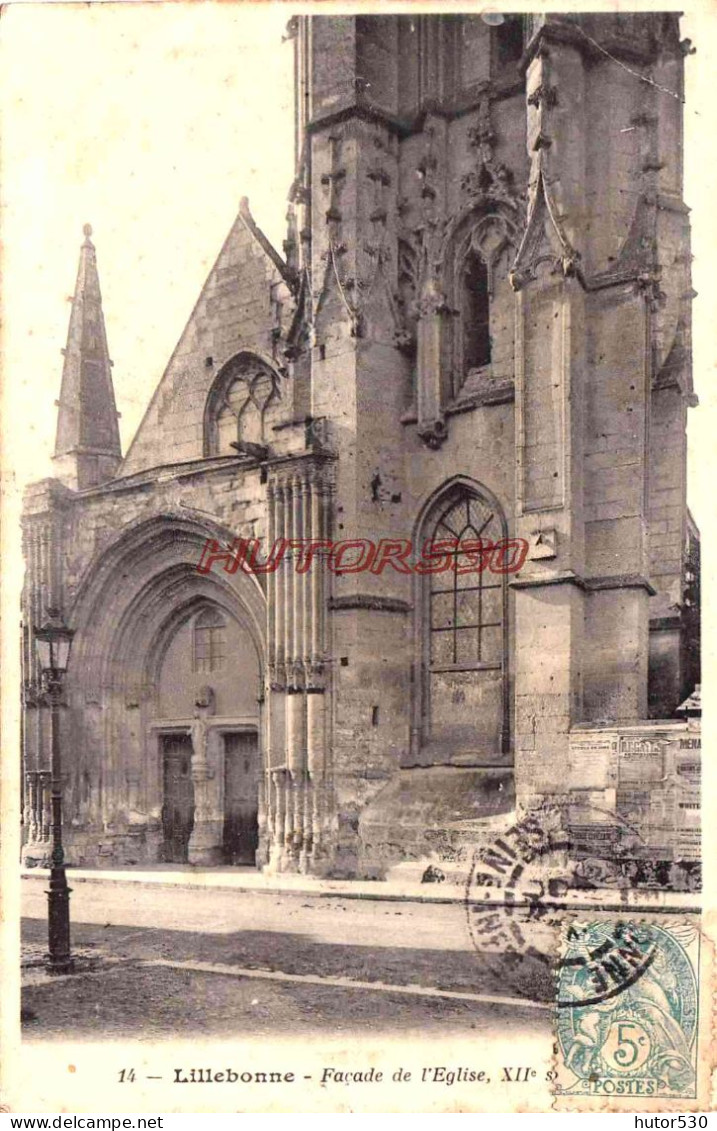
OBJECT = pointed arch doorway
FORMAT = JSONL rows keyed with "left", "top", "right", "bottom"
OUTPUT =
{"left": 65, "top": 515, "right": 268, "bottom": 869}
{"left": 154, "top": 599, "right": 263, "bottom": 866}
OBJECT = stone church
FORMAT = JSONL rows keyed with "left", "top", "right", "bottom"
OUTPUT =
{"left": 22, "top": 13, "right": 700, "bottom": 878}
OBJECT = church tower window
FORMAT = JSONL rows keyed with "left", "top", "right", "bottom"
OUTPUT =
{"left": 193, "top": 607, "right": 227, "bottom": 674}
{"left": 494, "top": 16, "right": 524, "bottom": 70}
{"left": 428, "top": 490, "right": 503, "bottom": 668}
{"left": 415, "top": 480, "right": 509, "bottom": 760}
{"left": 461, "top": 250, "right": 492, "bottom": 375}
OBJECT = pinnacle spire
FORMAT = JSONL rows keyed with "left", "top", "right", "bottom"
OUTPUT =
{"left": 53, "top": 224, "right": 121, "bottom": 490}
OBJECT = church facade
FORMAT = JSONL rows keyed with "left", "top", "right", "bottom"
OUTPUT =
{"left": 22, "top": 13, "right": 699, "bottom": 878}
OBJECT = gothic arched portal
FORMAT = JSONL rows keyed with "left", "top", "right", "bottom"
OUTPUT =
{"left": 61, "top": 516, "right": 266, "bottom": 867}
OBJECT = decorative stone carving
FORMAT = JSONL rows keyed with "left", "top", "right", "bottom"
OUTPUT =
{"left": 187, "top": 705, "right": 223, "bottom": 865}
{"left": 461, "top": 94, "right": 522, "bottom": 211}
{"left": 527, "top": 82, "right": 558, "bottom": 110}
{"left": 190, "top": 711, "right": 210, "bottom": 767}
{"left": 416, "top": 416, "right": 448, "bottom": 450}
{"left": 510, "top": 177, "right": 582, "bottom": 290}
{"left": 195, "top": 685, "right": 216, "bottom": 714}
{"left": 528, "top": 528, "right": 557, "bottom": 561}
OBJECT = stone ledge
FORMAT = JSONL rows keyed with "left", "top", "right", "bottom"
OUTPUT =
{"left": 328, "top": 595, "right": 412, "bottom": 613}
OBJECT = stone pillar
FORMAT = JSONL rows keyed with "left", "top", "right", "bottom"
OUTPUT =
{"left": 40, "top": 770, "right": 52, "bottom": 846}
{"left": 415, "top": 282, "right": 449, "bottom": 445}
{"left": 414, "top": 115, "right": 450, "bottom": 449}
{"left": 306, "top": 673, "right": 327, "bottom": 864}
{"left": 264, "top": 461, "right": 333, "bottom": 873}
{"left": 509, "top": 31, "right": 587, "bottom": 808}
{"left": 25, "top": 771, "right": 37, "bottom": 842}
{"left": 511, "top": 266, "right": 587, "bottom": 805}
{"left": 187, "top": 714, "right": 223, "bottom": 865}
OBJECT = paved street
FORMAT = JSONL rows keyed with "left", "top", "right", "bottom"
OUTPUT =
{"left": 21, "top": 878, "right": 552, "bottom": 1040}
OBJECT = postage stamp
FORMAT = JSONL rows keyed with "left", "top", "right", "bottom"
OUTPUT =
{"left": 463, "top": 808, "right": 704, "bottom": 1104}
{"left": 555, "top": 921, "right": 700, "bottom": 1099}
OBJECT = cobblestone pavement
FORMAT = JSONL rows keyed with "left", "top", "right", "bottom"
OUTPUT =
{"left": 21, "top": 942, "right": 104, "bottom": 969}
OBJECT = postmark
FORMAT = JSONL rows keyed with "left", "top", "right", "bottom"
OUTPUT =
{"left": 463, "top": 806, "right": 574, "bottom": 1003}
{"left": 555, "top": 921, "right": 699, "bottom": 1098}
{"left": 462, "top": 802, "right": 700, "bottom": 1007}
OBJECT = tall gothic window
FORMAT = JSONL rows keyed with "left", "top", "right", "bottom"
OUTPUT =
{"left": 494, "top": 16, "right": 524, "bottom": 70}
{"left": 461, "top": 251, "right": 491, "bottom": 374}
{"left": 417, "top": 482, "right": 508, "bottom": 760}
{"left": 193, "top": 607, "right": 227, "bottom": 674}
{"left": 445, "top": 212, "right": 517, "bottom": 402}
{"left": 429, "top": 492, "right": 503, "bottom": 668}
{"left": 204, "top": 354, "right": 281, "bottom": 457}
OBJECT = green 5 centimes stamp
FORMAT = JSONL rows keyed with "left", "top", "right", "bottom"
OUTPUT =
{"left": 556, "top": 921, "right": 699, "bottom": 1099}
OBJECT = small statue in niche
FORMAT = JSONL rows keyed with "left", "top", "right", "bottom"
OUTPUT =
{"left": 189, "top": 710, "right": 209, "bottom": 765}
{"left": 189, "top": 686, "right": 216, "bottom": 774}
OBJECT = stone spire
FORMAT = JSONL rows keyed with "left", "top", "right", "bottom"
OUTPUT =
{"left": 53, "top": 224, "right": 121, "bottom": 490}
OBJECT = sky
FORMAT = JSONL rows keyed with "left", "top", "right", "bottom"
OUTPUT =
{"left": 1, "top": 3, "right": 715, "bottom": 534}
{"left": 0, "top": 2, "right": 294, "bottom": 487}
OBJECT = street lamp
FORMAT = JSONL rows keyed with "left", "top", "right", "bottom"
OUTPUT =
{"left": 34, "top": 608, "right": 75, "bottom": 975}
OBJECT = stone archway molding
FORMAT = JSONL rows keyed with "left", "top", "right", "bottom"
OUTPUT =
{"left": 61, "top": 514, "right": 266, "bottom": 866}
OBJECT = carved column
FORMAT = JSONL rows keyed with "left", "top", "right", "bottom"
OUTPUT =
{"left": 187, "top": 707, "right": 224, "bottom": 866}
{"left": 265, "top": 481, "right": 287, "bottom": 870}
{"left": 413, "top": 115, "right": 450, "bottom": 450}
{"left": 264, "top": 460, "right": 333, "bottom": 873}
{"left": 415, "top": 283, "right": 449, "bottom": 448}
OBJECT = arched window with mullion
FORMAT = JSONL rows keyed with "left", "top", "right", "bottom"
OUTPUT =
{"left": 418, "top": 482, "right": 509, "bottom": 763}
{"left": 204, "top": 353, "right": 281, "bottom": 457}
{"left": 429, "top": 495, "right": 503, "bottom": 670}
{"left": 193, "top": 607, "right": 227, "bottom": 674}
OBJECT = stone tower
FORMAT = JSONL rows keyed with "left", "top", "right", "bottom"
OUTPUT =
{"left": 284, "top": 13, "right": 696, "bottom": 870}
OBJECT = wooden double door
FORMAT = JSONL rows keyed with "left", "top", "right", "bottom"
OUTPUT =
{"left": 162, "top": 735, "right": 194, "bottom": 863}
{"left": 161, "top": 730, "right": 259, "bottom": 865}
{"left": 222, "top": 730, "right": 260, "bottom": 865}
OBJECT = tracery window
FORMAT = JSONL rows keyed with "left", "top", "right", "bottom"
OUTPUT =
{"left": 448, "top": 212, "right": 517, "bottom": 399}
{"left": 205, "top": 354, "right": 281, "bottom": 457}
{"left": 417, "top": 481, "right": 509, "bottom": 760}
{"left": 428, "top": 492, "right": 503, "bottom": 669}
{"left": 193, "top": 607, "right": 227, "bottom": 674}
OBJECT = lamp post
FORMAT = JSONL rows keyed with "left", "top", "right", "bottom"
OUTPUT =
{"left": 34, "top": 608, "right": 75, "bottom": 975}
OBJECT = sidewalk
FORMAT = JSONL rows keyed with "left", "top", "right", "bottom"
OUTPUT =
{"left": 21, "top": 864, "right": 467, "bottom": 904}
{"left": 21, "top": 864, "right": 701, "bottom": 913}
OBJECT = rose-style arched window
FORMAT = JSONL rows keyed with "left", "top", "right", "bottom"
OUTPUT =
{"left": 204, "top": 354, "right": 281, "bottom": 456}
